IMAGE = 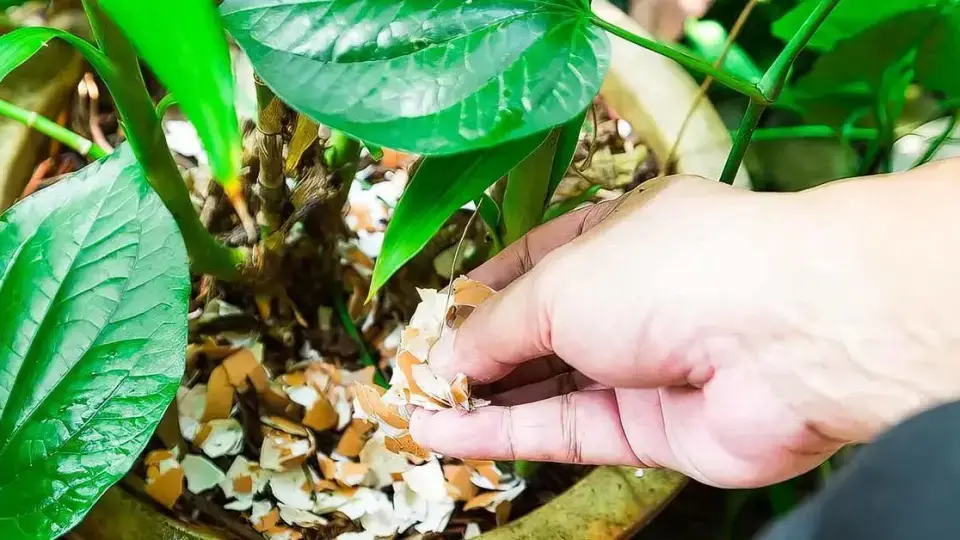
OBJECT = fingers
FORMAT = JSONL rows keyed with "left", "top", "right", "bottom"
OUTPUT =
{"left": 491, "top": 371, "right": 604, "bottom": 406}
{"left": 468, "top": 200, "right": 618, "bottom": 290}
{"left": 409, "top": 389, "right": 642, "bottom": 466}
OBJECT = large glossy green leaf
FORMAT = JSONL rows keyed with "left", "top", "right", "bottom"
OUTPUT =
{"left": 97, "top": 0, "right": 242, "bottom": 184}
{"left": 220, "top": 0, "right": 609, "bottom": 156}
{"left": 915, "top": 4, "right": 960, "bottom": 99}
{"left": 0, "top": 144, "right": 189, "bottom": 539}
{"left": 370, "top": 132, "right": 550, "bottom": 296}
{"left": 772, "top": 0, "right": 937, "bottom": 51}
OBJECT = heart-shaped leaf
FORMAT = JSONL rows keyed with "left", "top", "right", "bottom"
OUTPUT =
{"left": 0, "top": 144, "right": 189, "bottom": 539}
{"left": 220, "top": 0, "right": 609, "bottom": 156}
{"left": 370, "top": 132, "right": 550, "bottom": 297}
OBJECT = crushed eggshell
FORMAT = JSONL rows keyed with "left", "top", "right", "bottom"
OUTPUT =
{"left": 177, "top": 384, "right": 207, "bottom": 441}
{"left": 221, "top": 456, "right": 271, "bottom": 510}
{"left": 181, "top": 454, "right": 226, "bottom": 493}
{"left": 402, "top": 459, "right": 448, "bottom": 502}
{"left": 144, "top": 449, "right": 184, "bottom": 509}
{"left": 260, "top": 416, "right": 316, "bottom": 471}
{"left": 336, "top": 532, "right": 376, "bottom": 540}
{"left": 443, "top": 465, "right": 478, "bottom": 502}
{"left": 354, "top": 277, "right": 494, "bottom": 461}
{"left": 194, "top": 418, "right": 244, "bottom": 458}
{"left": 465, "top": 522, "right": 482, "bottom": 538}
{"left": 250, "top": 500, "right": 281, "bottom": 532}
{"left": 278, "top": 504, "right": 328, "bottom": 528}
{"left": 336, "top": 419, "right": 375, "bottom": 458}
{"left": 269, "top": 468, "right": 315, "bottom": 510}
{"left": 359, "top": 434, "right": 410, "bottom": 489}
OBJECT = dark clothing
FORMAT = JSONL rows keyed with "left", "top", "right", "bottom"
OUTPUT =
{"left": 758, "top": 401, "right": 960, "bottom": 539}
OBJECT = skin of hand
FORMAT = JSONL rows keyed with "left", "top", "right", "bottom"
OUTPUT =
{"left": 409, "top": 158, "right": 960, "bottom": 488}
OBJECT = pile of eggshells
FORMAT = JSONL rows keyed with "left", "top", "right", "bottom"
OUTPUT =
{"left": 143, "top": 277, "right": 525, "bottom": 540}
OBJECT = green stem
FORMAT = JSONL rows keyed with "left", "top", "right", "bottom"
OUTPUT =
{"left": 720, "top": 99, "right": 764, "bottom": 183}
{"left": 333, "top": 291, "right": 388, "bottom": 388}
{"left": 155, "top": 93, "right": 177, "bottom": 118}
{"left": 81, "top": 0, "right": 242, "bottom": 279}
{"left": 911, "top": 111, "right": 960, "bottom": 169}
{"left": 719, "top": 0, "right": 840, "bottom": 184}
{"left": 0, "top": 98, "right": 107, "bottom": 159}
{"left": 756, "top": 0, "right": 840, "bottom": 102}
{"left": 589, "top": 14, "right": 766, "bottom": 103}
{"left": 752, "top": 125, "right": 878, "bottom": 142}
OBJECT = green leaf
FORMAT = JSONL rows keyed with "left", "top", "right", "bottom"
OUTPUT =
{"left": 546, "top": 109, "right": 587, "bottom": 203}
{"left": 97, "top": 0, "right": 242, "bottom": 184}
{"left": 772, "top": 0, "right": 938, "bottom": 52}
{"left": 370, "top": 132, "right": 550, "bottom": 296}
{"left": 0, "top": 144, "right": 189, "bottom": 539}
{"left": 0, "top": 27, "right": 108, "bottom": 84}
{"left": 220, "top": 0, "right": 609, "bottom": 156}
{"left": 502, "top": 130, "right": 560, "bottom": 245}
{"left": 789, "top": 10, "right": 937, "bottom": 126}
{"left": 916, "top": 4, "right": 960, "bottom": 99}
{"left": 542, "top": 184, "right": 601, "bottom": 222}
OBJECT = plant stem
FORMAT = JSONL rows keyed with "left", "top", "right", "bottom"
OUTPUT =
{"left": 911, "top": 110, "right": 960, "bottom": 169}
{"left": 752, "top": 125, "right": 878, "bottom": 142}
{"left": 719, "top": 0, "right": 840, "bottom": 184}
{"left": 0, "top": 98, "right": 107, "bottom": 159}
{"left": 589, "top": 13, "right": 766, "bottom": 103}
{"left": 720, "top": 99, "right": 765, "bottom": 183}
{"left": 81, "top": 0, "right": 242, "bottom": 279}
{"left": 254, "top": 78, "right": 287, "bottom": 233}
{"left": 333, "top": 291, "right": 388, "bottom": 388}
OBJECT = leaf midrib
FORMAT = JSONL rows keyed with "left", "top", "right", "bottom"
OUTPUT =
{"left": 0, "top": 171, "right": 133, "bottom": 457}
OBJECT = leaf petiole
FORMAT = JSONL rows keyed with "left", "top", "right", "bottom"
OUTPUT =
{"left": 0, "top": 97, "right": 107, "bottom": 159}
{"left": 589, "top": 13, "right": 766, "bottom": 103}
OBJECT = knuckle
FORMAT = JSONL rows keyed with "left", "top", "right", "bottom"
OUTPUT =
{"left": 559, "top": 393, "right": 583, "bottom": 463}
{"left": 501, "top": 407, "right": 518, "bottom": 461}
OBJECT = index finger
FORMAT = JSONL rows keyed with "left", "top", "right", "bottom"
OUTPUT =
{"left": 468, "top": 199, "right": 618, "bottom": 290}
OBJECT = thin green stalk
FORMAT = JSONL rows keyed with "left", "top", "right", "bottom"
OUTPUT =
{"left": 0, "top": 98, "right": 107, "bottom": 159}
{"left": 756, "top": 0, "right": 841, "bottom": 102}
{"left": 912, "top": 111, "right": 960, "bottom": 169}
{"left": 155, "top": 93, "right": 177, "bottom": 118}
{"left": 333, "top": 291, "right": 388, "bottom": 388}
{"left": 720, "top": 99, "right": 765, "bottom": 183}
{"left": 589, "top": 13, "right": 766, "bottom": 103}
{"left": 719, "top": 0, "right": 840, "bottom": 184}
{"left": 81, "top": 0, "right": 243, "bottom": 279}
{"left": 752, "top": 125, "right": 878, "bottom": 142}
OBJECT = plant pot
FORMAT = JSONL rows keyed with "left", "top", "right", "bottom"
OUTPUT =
{"left": 66, "top": 2, "right": 747, "bottom": 538}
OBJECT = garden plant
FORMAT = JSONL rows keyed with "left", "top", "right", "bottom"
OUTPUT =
{"left": 0, "top": 0, "right": 957, "bottom": 538}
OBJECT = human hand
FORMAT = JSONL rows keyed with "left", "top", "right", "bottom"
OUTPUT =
{"left": 409, "top": 161, "right": 960, "bottom": 488}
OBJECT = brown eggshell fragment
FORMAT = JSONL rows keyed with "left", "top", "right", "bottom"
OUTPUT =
{"left": 222, "top": 348, "right": 268, "bottom": 393}
{"left": 463, "top": 491, "right": 500, "bottom": 511}
{"left": 354, "top": 383, "right": 409, "bottom": 430}
{"left": 302, "top": 393, "right": 338, "bottom": 432}
{"left": 384, "top": 434, "right": 430, "bottom": 460}
{"left": 202, "top": 366, "right": 234, "bottom": 421}
{"left": 335, "top": 419, "right": 375, "bottom": 458}
{"left": 443, "top": 465, "right": 478, "bottom": 502}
